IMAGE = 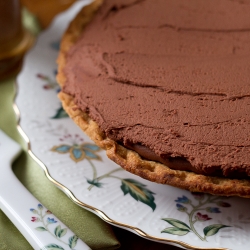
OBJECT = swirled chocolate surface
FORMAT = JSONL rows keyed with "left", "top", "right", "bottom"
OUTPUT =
{"left": 63, "top": 0, "right": 250, "bottom": 178}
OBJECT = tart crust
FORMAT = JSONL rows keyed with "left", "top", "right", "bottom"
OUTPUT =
{"left": 57, "top": 0, "right": 250, "bottom": 198}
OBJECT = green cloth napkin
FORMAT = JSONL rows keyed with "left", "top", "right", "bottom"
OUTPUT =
{"left": 0, "top": 7, "right": 120, "bottom": 250}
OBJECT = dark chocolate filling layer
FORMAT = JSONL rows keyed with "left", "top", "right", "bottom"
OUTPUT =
{"left": 122, "top": 142, "right": 250, "bottom": 179}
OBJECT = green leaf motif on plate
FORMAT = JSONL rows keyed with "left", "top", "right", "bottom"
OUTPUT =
{"left": 54, "top": 225, "right": 61, "bottom": 236}
{"left": 58, "top": 228, "right": 67, "bottom": 238}
{"left": 161, "top": 227, "right": 190, "bottom": 236}
{"left": 55, "top": 225, "right": 67, "bottom": 238}
{"left": 87, "top": 178, "right": 103, "bottom": 188}
{"left": 41, "top": 244, "right": 64, "bottom": 250}
{"left": 162, "top": 218, "right": 191, "bottom": 231}
{"left": 203, "top": 224, "right": 230, "bottom": 237}
{"left": 51, "top": 106, "right": 68, "bottom": 119}
{"left": 68, "top": 235, "right": 78, "bottom": 249}
{"left": 161, "top": 194, "right": 232, "bottom": 241}
{"left": 121, "top": 179, "right": 156, "bottom": 211}
{"left": 35, "top": 226, "right": 47, "bottom": 231}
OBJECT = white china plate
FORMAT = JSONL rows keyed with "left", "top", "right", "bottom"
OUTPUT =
{"left": 15, "top": 1, "right": 250, "bottom": 249}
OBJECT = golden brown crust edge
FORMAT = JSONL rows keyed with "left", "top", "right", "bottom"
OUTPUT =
{"left": 57, "top": 0, "right": 250, "bottom": 198}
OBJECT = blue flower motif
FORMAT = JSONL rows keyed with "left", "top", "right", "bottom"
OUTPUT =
{"left": 30, "top": 208, "right": 38, "bottom": 214}
{"left": 38, "top": 204, "right": 43, "bottom": 210}
{"left": 206, "top": 207, "right": 221, "bottom": 213}
{"left": 175, "top": 195, "right": 190, "bottom": 204}
{"left": 47, "top": 217, "right": 57, "bottom": 224}
{"left": 51, "top": 141, "right": 101, "bottom": 163}
{"left": 176, "top": 203, "right": 187, "bottom": 212}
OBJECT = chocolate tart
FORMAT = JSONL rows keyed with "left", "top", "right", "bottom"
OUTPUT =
{"left": 57, "top": 0, "right": 250, "bottom": 197}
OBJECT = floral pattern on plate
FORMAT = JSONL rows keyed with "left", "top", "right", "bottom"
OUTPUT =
{"left": 51, "top": 134, "right": 156, "bottom": 211}
{"left": 161, "top": 193, "right": 231, "bottom": 241}
{"left": 30, "top": 204, "right": 79, "bottom": 250}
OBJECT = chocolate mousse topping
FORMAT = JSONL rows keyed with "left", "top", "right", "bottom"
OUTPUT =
{"left": 62, "top": 0, "right": 250, "bottom": 178}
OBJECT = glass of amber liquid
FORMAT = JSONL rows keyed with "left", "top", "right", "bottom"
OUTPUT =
{"left": 0, "top": 0, "right": 34, "bottom": 80}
